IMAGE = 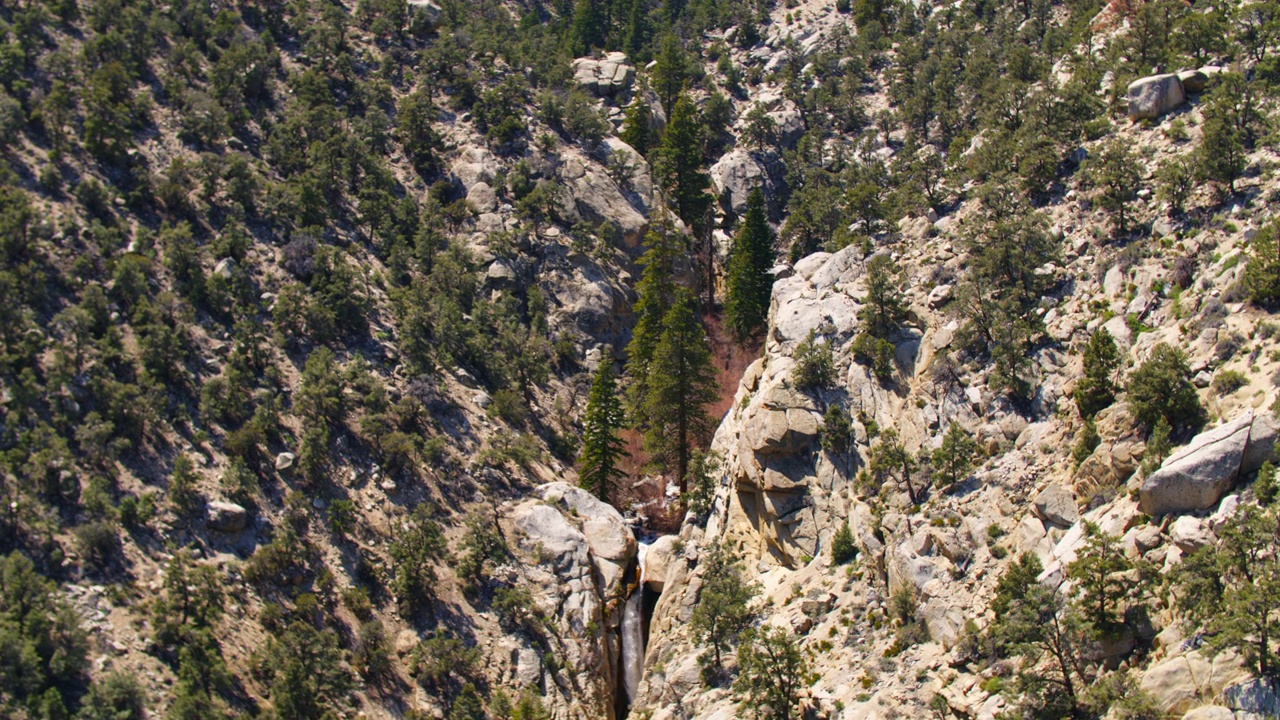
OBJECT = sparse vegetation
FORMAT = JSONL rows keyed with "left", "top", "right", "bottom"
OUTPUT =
{"left": 0, "top": 0, "right": 1276, "bottom": 716}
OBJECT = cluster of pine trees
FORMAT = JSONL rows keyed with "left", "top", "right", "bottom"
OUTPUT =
{"left": 578, "top": 216, "right": 720, "bottom": 506}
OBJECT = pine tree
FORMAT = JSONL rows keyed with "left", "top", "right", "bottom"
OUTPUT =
{"left": 869, "top": 429, "right": 925, "bottom": 505}
{"left": 578, "top": 362, "right": 626, "bottom": 503}
{"left": 1128, "top": 343, "right": 1204, "bottom": 433}
{"left": 690, "top": 542, "right": 758, "bottom": 673}
{"left": 448, "top": 683, "right": 485, "bottom": 720}
{"left": 619, "top": 94, "right": 653, "bottom": 156}
{"left": 990, "top": 557, "right": 1089, "bottom": 718}
{"left": 831, "top": 521, "right": 857, "bottom": 564}
{"left": 569, "top": 0, "right": 605, "bottom": 57}
{"left": 655, "top": 93, "right": 711, "bottom": 235}
{"left": 1244, "top": 220, "right": 1280, "bottom": 307}
{"left": 643, "top": 289, "right": 719, "bottom": 494}
{"left": 624, "top": 216, "right": 683, "bottom": 426}
{"left": 650, "top": 33, "right": 688, "bottom": 115}
{"left": 792, "top": 329, "right": 836, "bottom": 391}
{"left": 1174, "top": 504, "right": 1280, "bottom": 678}
{"left": 820, "top": 404, "right": 855, "bottom": 478}
{"left": 1196, "top": 113, "right": 1245, "bottom": 198}
{"left": 734, "top": 626, "right": 810, "bottom": 720}
{"left": 932, "top": 422, "right": 977, "bottom": 490}
{"left": 741, "top": 103, "right": 778, "bottom": 151}
{"left": 724, "top": 188, "right": 774, "bottom": 342}
{"left": 1066, "top": 522, "right": 1140, "bottom": 634}
{"left": 621, "top": 0, "right": 650, "bottom": 61}
{"left": 1074, "top": 327, "right": 1120, "bottom": 419}
{"left": 1086, "top": 139, "right": 1142, "bottom": 236}
{"left": 860, "top": 254, "right": 907, "bottom": 339}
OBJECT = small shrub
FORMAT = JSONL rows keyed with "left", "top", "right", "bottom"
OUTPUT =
{"left": 328, "top": 500, "right": 357, "bottom": 537}
{"left": 118, "top": 493, "right": 155, "bottom": 529}
{"left": 408, "top": 633, "right": 481, "bottom": 690}
{"left": 352, "top": 620, "right": 392, "bottom": 679}
{"left": 487, "top": 388, "right": 528, "bottom": 426}
{"left": 1257, "top": 462, "right": 1277, "bottom": 505}
{"left": 831, "top": 521, "right": 857, "bottom": 565}
{"left": 1212, "top": 369, "right": 1250, "bottom": 394}
{"left": 75, "top": 520, "right": 121, "bottom": 572}
{"left": 852, "top": 333, "right": 895, "bottom": 381}
{"left": 1215, "top": 331, "right": 1246, "bottom": 362}
{"left": 793, "top": 330, "right": 836, "bottom": 391}
{"left": 492, "top": 585, "right": 540, "bottom": 632}
{"left": 1071, "top": 421, "right": 1101, "bottom": 467}
{"left": 342, "top": 586, "right": 374, "bottom": 622}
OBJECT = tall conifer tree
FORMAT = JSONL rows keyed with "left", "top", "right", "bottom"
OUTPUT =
{"left": 724, "top": 188, "right": 774, "bottom": 342}
{"left": 619, "top": 95, "right": 653, "bottom": 156}
{"left": 624, "top": 215, "right": 683, "bottom": 426}
{"left": 651, "top": 34, "right": 688, "bottom": 115}
{"left": 656, "top": 93, "right": 711, "bottom": 236}
{"left": 569, "top": 0, "right": 605, "bottom": 57}
{"left": 644, "top": 289, "right": 718, "bottom": 494}
{"left": 578, "top": 362, "right": 626, "bottom": 503}
{"left": 621, "top": 0, "right": 650, "bottom": 61}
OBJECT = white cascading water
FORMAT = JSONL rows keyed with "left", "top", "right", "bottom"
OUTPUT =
{"left": 620, "top": 541, "right": 649, "bottom": 708}
{"left": 620, "top": 586, "right": 645, "bottom": 706}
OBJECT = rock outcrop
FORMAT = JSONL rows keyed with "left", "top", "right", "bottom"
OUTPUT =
{"left": 1127, "top": 73, "right": 1186, "bottom": 120}
{"left": 407, "top": 0, "right": 442, "bottom": 28}
{"left": 508, "top": 482, "right": 639, "bottom": 720}
{"left": 1223, "top": 678, "right": 1280, "bottom": 716}
{"left": 571, "top": 52, "right": 635, "bottom": 98}
{"left": 1139, "top": 652, "right": 1249, "bottom": 716}
{"left": 1181, "top": 706, "right": 1235, "bottom": 720}
{"left": 557, "top": 151, "right": 651, "bottom": 247}
{"left": 708, "top": 148, "right": 785, "bottom": 219}
{"left": 1139, "top": 412, "right": 1279, "bottom": 516}
{"left": 206, "top": 501, "right": 248, "bottom": 532}
{"left": 1033, "top": 484, "right": 1079, "bottom": 527}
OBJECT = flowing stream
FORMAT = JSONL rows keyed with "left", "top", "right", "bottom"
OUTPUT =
{"left": 620, "top": 541, "right": 649, "bottom": 709}
{"left": 620, "top": 585, "right": 645, "bottom": 705}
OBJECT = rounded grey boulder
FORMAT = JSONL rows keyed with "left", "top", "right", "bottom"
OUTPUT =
{"left": 1139, "top": 411, "right": 1278, "bottom": 516}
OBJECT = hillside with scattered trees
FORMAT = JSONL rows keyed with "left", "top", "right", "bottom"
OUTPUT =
{"left": 2, "top": 0, "right": 1280, "bottom": 719}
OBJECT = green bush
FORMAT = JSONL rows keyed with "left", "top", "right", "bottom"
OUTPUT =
{"left": 74, "top": 520, "right": 121, "bottom": 572}
{"left": 118, "top": 493, "right": 156, "bottom": 529}
{"left": 455, "top": 511, "right": 508, "bottom": 591}
{"left": 408, "top": 632, "right": 481, "bottom": 692}
{"left": 328, "top": 500, "right": 357, "bottom": 537}
{"left": 1071, "top": 421, "right": 1101, "bottom": 467}
{"left": 1128, "top": 344, "right": 1204, "bottom": 434}
{"left": 0, "top": 552, "right": 90, "bottom": 715}
{"left": 1212, "top": 369, "right": 1250, "bottom": 394}
{"left": 76, "top": 671, "right": 147, "bottom": 720}
{"left": 852, "top": 333, "right": 895, "bottom": 381}
{"left": 487, "top": 388, "right": 528, "bottom": 426}
{"left": 1257, "top": 462, "right": 1277, "bottom": 505}
{"left": 342, "top": 586, "right": 374, "bottom": 622}
{"left": 831, "top": 521, "right": 857, "bottom": 564}
{"left": 352, "top": 620, "right": 392, "bottom": 679}
{"left": 492, "top": 585, "right": 540, "bottom": 633}
{"left": 793, "top": 330, "right": 837, "bottom": 391}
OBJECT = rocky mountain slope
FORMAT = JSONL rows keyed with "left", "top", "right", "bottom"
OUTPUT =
{"left": 3, "top": 0, "right": 1280, "bottom": 719}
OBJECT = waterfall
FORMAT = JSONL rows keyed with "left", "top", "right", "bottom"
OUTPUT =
{"left": 620, "top": 584, "right": 645, "bottom": 706}
{"left": 620, "top": 541, "right": 649, "bottom": 709}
